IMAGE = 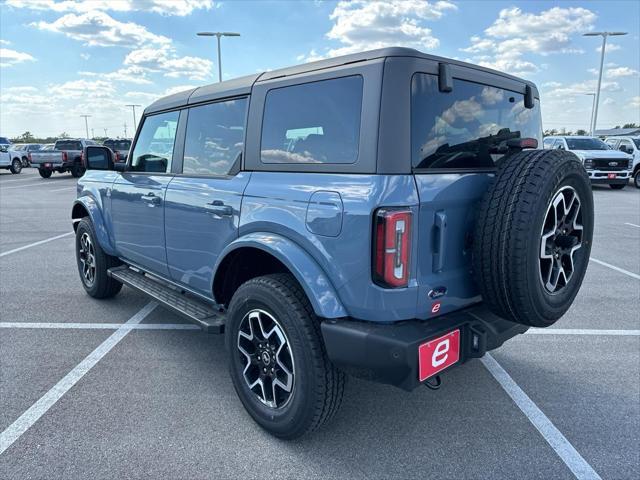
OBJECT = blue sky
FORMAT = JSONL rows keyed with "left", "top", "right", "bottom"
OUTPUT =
{"left": 1, "top": 0, "right": 638, "bottom": 138}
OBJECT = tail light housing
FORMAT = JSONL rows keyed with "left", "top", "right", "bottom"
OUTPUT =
{"left": 62, "top": 151, "right": 68, "bottom": 162}
{"left": 373, "top": 208, "right": 412, "bottom": 288}
{"left": 28, "top": 153, "right": 32, "bottom": 162}
{"left": 115, "top": 151, "right": 120, "bottom": 162}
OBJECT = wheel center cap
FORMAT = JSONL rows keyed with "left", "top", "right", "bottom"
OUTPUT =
{"left": 261, "top": 351, "right": 271, "bottom": 365}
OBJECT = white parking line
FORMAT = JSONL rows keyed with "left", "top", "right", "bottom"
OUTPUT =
{"left": 0, "top": 322, "right": 198, "bottom": 330}
{"left": 481, "top": 354, "right": 602, "bottom": 480}
{"left": 624, "top": 222, "right": 640, "bottom": 228}
{"left": 0, "top": 302, "right": 157, "bottom": 456}
{"left": 527, "top": 329, "right": 640, "bottom": 336}
{"left": 590, "top": 258, "right": 640, "bottom": 280}
{"left": 49, "top": 186, "right": 76, "bottom": 192}
{"left": 1, "top": 181, "right": 75, "bottom": 190}
{"left": 0, "top": 232, "right": 73, "bottom": 258}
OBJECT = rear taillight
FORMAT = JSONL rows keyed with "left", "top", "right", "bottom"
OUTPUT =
{"left": 115, "top": 151, "right": 120, "bottom": 162}
{"left": 28, "top": 153, "right": 32, "bottom": 162}
{"left": 62, "top": 151, "right": 68, "bottom": 162}
{"left": 372, "top": 208, "right": 412, "bottom": 288}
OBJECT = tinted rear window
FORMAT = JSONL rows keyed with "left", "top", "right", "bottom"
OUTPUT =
{"left": 104, "top": 140, "right": 131, "bottom": 150}
{"left": 411, "top": 74, "right": 542, "bottom": 170}
{"left": 55, "top": 141, "right": 82, "bottom": 151}
{"left": 261, "top": 75, "right": 363, "bottom": 164}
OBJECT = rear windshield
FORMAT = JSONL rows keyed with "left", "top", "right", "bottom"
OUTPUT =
{"left": 411, "top": 74, "right": 542, "bottom": 170}
{"left": 104, "top": 140, "right": 131, "bottom": 150}
{"left": 55, "top": 141, "right": 82, "bottom": 151}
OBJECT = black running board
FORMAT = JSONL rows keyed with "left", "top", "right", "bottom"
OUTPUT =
{"left": 108, "top": 266, "right": 225, "bottom": 333}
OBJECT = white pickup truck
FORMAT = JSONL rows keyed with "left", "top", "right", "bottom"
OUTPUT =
{"left": 0, "top": 145, "right": 23, "bottom": 174}
{"left": 605, "top": 136, "right": 640, "bottom": 188}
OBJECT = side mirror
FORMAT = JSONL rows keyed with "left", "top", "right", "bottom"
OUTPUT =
{"left": 84, "top": 146, "right": 115, "bottom": 170}
{"left": 113, "top": 162, "right": 126, "bottom": 172}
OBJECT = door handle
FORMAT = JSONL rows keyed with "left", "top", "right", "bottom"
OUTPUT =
{"left": 432, "top": 211, "right": 447, "bottom": 273}
{"left": 141, "top": 193, "right": 161, "bottom": 205}
{"left": 206, "top": 200, "right": 233, "bottom": 217}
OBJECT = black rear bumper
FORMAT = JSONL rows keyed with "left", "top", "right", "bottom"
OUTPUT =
{"left": 321, "top": 305, "right": 527, "bottom": 391}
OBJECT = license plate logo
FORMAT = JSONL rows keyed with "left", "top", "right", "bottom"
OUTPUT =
{"left": 418, "top": 329, "right": 460, "bottom": 381}
{"left": 608, "top": 173, "right": 616, "bottom": 179}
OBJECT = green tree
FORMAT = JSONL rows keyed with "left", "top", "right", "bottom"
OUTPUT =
{"left": 17, "top": 131, "right": 35, "bottom": 142}
{"left": 622, "top": 123, "right": 638, "bottom": 129}
{"left": 58, "top": 131, "right": 70, "bottom": 138}
{"left": 575, "top": 129, "right": 587, "bottom": 136}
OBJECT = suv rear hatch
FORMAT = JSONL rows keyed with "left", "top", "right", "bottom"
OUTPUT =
{"left": 410, "top": 72, "right": 542, "bottom": 319}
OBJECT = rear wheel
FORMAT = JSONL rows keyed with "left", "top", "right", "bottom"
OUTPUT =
{"left": 226, "top": 274, "right": 345, "bottom": 439}
{"left": 634, "top": 170, "right": 640, "bottom": 189}
{"left": 10, "top": 158, "right": 22, "bottom": 174}
{"left": 473, "top": 149, "right": 594, "bottom": 327}
{"left": 75, "top": 217, "right": 122, "bottom": 298}
{"left": 609, "top": 184, "right": 626, "bottom": 190}
{"left": 71, "top": 161, "right": 85, "bottom": 178}
{"left": 38, "top": 168, "right": 52, "bottom": 178}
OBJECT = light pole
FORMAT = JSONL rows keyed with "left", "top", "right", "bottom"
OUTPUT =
{"left": 126, "top": 104, "right": 141, "bottom": 131}
{"left": 103, "top": 128, "right": 108, "bottom": 137}
{"left": 584, "top": 93, "right": 596, "bottom": 135}
{"left": 197, "top": 31, "right": 240, "bottom": 82}
{"left": 80, "top": 115, "right": 91, "bottom": 139}
{"left": 583, "top": 31, "right": 627, "bottom": 134}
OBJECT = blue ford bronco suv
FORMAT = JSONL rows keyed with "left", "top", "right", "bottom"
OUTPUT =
{"left": 72, "top": 48, "right": 593, "bottom": 438}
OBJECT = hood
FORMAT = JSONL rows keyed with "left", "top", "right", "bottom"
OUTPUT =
{"left": 570, "top": 149, "right": 631, "bottom": 159}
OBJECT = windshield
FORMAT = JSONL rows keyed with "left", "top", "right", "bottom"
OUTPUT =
{"left": 411, "top": 74, "right": 542, "bottom": 169}
{"left": 565, "top": 138, "right": 609, "bottom": 151}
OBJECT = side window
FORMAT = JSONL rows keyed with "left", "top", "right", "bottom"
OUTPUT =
{"left": 554, "top": 139, "right": 565, "bottom": 150}
{"left": 182, "top": 98, "right": 247, "bottom": 176}
{"left": 619, "top": 140, "right": 633, "bottom": 153}
{"left": 543, "top": 138, "right": 554, "bottom": 149}
{"left": 130, "top": 111, "right": 179, "bottom": 173}
{"left": 605, "top": 139, "right": 618, "bottom": 148}
{"left": 261, "top": 75, "right": 363, "bottom": 164}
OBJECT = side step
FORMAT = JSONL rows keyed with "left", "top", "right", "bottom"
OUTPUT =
{"left": 108, "top": 266, "right": 225, "bottom": 333}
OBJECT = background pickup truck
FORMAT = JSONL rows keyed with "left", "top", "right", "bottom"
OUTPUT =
{"left": 102, "top": 138, "right": 131, "bottom": 163}
{"left": 29, "top": 139, "right": 97, "bottom": 178}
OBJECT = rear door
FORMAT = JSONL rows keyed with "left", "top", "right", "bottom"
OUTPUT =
{"left": 110, "top": 110, "right": 179, "bottom": 277}
{"left": 410, "top": 72, "right": 542, "bottom": 318}
{"left": 164, "top": 97, "right": 249, "bottom": 297}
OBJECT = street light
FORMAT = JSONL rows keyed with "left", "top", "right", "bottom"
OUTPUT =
{"left": 197, "top": 31, "right": 240, "bottom": 82}
{"left": 584, "top": 93, "right": 596, "bottom": 135}
{"left": 80, "top": 115, "right": 91, "bottom": 139}
{"left": 125, "top": 104, "right": 141, "bottom": 131}
{"left": 583, "top": 31, "right": 627, "bottom": 134}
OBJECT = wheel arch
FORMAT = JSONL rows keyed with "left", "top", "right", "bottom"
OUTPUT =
{"left": 71, "top": 197, "right": 117, "bottom": 256}
{"left": 213, "top": 233, "right": 348, "bottom": 319}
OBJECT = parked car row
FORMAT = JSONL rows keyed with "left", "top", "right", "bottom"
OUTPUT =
{"left": 542, "top": 135, "right": 636, "bottom": 189}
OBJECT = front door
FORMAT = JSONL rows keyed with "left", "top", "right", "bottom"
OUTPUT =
{"left": 164, "top": 97, "right": 249, "bottom": 296}
{"left": 111, "top": 110, "right": 180, "bottom": 277}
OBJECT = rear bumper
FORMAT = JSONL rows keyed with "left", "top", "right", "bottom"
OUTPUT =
{"left": 321, "top": 305, "right": 527, "bottom": 391}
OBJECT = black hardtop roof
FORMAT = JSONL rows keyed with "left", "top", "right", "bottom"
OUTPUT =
{"left": 145, "top": 47, "right": 536, "bottom": 114}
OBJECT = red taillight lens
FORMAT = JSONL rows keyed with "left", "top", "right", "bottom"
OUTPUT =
{"left": 372, "top": 208, "right": 412, "bottom": 288}
{"left": 115, "top": 151, "right": 120, "bottom": 162}
{"left": 28, "top": 153, "right": 32, "bottom": 162}
{"left": 62, "top": 151, "right": 68, "bottom": 162}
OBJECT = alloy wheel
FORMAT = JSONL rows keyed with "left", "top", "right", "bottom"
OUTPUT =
{"left": 78, "top": 232, "right": 96, "bottom": 287}
{"left": 539, "top": 186, "right": 583, "bottom": 294}
{"left": 237, "top": 309, "right": 295, "bottom": 409}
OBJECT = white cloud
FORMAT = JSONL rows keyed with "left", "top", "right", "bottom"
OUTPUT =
{"left": 0, "top": 39, "right": 11, "bottom": 46}
{"left": 606, "top": 67, "right": 639, "bottom": 78}
{"left": 79, "top": 66, "right": 153, "bottom": 84}
{"left": 462, "top": 6, "right": 597, "bottom": 77}
{"left": 0, "top": 48, "right": 36, "bottom": 67}
{"left": 631, "top": 97, "right": 640, "bottom": 108}
{"left": 124, "top": 47, "right": 213, "bottom": 81}
{"left": 602, "top": 97, "right": 615, "bottom": 106}
{"left": 595, "top": 43, "right": 621, "bottom": 53}
{"left": 48, "top": 78, "right": 116, "bottom": 100}
{"left": 80, "top": 52, "right": 90, "bottom": 60}
{"left": 5, "top": 0, "right": 213, "bottom": 16}
{"left": 301, "top": 0, "right": 457, "bottom": 60}
{"left": 31, "top": 11, "right": 171, "bottom": 48}
{"left": 542, "top": 79, "right": 621, "bottom": 99}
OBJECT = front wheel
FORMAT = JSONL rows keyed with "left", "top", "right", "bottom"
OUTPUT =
{"left": 38, "top": 168, "right": 52, "bottom": 178}
{"left": 634, "top": 170, "right": 640, "bottom": 189}
{"left": 609, "top": 184, "right": 626, "bottom": 190}
{"left": 226, "top": 274, "right": 345, "bottom": 439}
{"left": 75, "top": 217, "right": 122, "bottom": 298}
{"left": 10, "top": 158, "right": 22, "bottom": 174}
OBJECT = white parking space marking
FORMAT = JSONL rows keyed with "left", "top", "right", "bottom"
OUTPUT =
{"left": 0, "top": 232, "right": 73, "bottom": 258}
{"left": 590, "top": 258, "right": 640, "bottom": 280}
{"left": 624, "top": 222, "right": 640, "bottom": 228}
{"left": 49, "top": 186, "right": 76, "bottom": 192}
{"left": 0, "top": 302, "right": 157, "bottom": 456}
{"left": 1, "top": 181, "right": 75, "bottom": 190}
{"left": 527, "top": 329, "right": 640, "bottom": 336}
{"left": 481, "top": 354, "right": 602, "bottom": 480}
{"left": 0, "top": 322, "right": 198, "bottom": 330}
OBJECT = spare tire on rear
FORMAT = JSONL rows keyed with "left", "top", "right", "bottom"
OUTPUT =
{"left": 472, "top": 149, "right": 593, "bottom": 328}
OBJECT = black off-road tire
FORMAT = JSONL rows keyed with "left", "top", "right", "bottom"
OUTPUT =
{"left": 473, "top": 149, "right": 594, "bottom": 328}
{"left": 226, "top": 273, "right": 345, "bottom": 439}
{"left": 10, "top": 158, "right": 22, "bottom": 174}
{"left": 634, "top": 169, "right": 640, "bottom": 189}
{"left": 71, "top": 161, "right": 85, "bottom": 178}
{"left": 75, "top": 217, "right": 122, "bottom": 299}
{"left": 609, "top": 184, "right": 626, "bottom": 190}
{"left": 38, "top": 168, "right": 52, "bottom": 178}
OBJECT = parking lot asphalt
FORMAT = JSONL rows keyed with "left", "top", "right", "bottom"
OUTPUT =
{"left": 1, "top": 169, "right": 638, "bottom": 479}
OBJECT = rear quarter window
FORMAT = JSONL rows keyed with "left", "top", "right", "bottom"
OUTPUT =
{"left": 411, "top": 74, "right": 542, "bottom": 170}
{"left": 260, "top": 75, "right": 363, "bottom": 164}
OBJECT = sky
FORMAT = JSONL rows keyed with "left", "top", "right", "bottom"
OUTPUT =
{"left": 0, "top": 0, "right": 638, "bottom": 139}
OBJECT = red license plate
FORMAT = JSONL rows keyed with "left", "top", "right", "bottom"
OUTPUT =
{"left": 418, "top": 329, "right": 460, "bottom": 381}
{"left": 608, "top": 173, "right": 616, "bottom": 179}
